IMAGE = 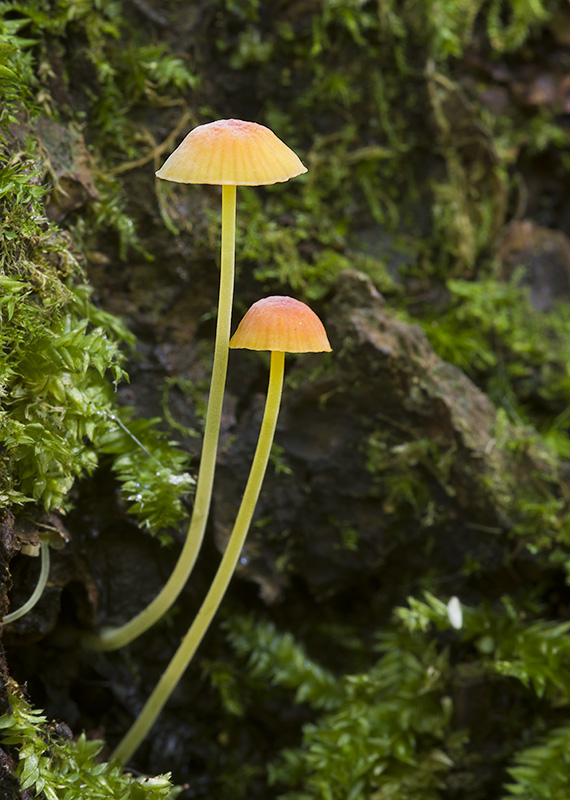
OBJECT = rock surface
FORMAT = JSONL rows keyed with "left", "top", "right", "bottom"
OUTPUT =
{"left": 212, "top": 270, "right": 545, "bottom": 606}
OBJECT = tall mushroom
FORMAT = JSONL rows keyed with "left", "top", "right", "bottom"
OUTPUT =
{"left": 111, "top": 296, "right": 331, "bottom": 764}
{"left": 88, "top": 121, "right": 306, "bottom": 651}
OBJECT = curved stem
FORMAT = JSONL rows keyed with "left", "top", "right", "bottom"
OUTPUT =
{"left": 86, "top": 185, "right": 237, "bottom": 651}
{"left": 112, "top": 350, "right": 285, "bottom": 765}
{"left": 4, "top": 540, "right": 50, "bottom": 624}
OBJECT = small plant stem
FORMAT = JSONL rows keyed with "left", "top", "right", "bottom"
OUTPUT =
{"left": 86, "top": 185, "right": 237, "bottom": 651}
{"left": 4, "top": 540, "right": 50, "bottom": 624}
{"left": 112, "top": 350, "right": 285, "bottom": 765}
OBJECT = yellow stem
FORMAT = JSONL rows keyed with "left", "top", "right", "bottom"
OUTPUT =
{"left": 86, "top": 185, "right": 237, "bottom": 651}
{"left": 111, "top": 350, "right": 285, "bottom": 764}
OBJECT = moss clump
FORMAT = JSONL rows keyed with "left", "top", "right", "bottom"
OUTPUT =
{"left": 0, "top": 0, "right": 199, "bottom": 533}
{"left": 424, "top": 274, "right": 570, "bottom": 425}
{"left": 0, "top": 156, "right": 193, "bottom": 529}
{"left": 0, "top": 2, "right": 200, "bottom": 791}
{"left": 1, "top": 0, "right": 198, "bottom": 258}
{"left": 421, "top": 272, "right": 570, "bottom": 561}
{"left": 0, "top": 682, "right": 181, "bottom": 799}
{"left": 365, "top": 433, "right": 456, "bottom": 525}
{"left": 199, "top": 0, "right": 554, "bottom": 298}
{"left": 212, "top": 592, "right": 570, "bottom": 800}
{"left": 215, "top": 612, "right": 460, "bottom": 800}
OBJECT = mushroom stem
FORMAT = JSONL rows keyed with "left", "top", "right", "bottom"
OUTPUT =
{"left": 111, "top": 349, "right": 285, "bottom": 765}
{"left": 4, "top": 539, "right": 50, "bottom": 625}
{"left": 86, "top": 185, "right": 237, "bottom": 651}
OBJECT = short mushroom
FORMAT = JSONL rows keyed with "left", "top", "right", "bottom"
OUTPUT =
{"left": 111, "top": 296, "right": 331, "bottom": 765}
{"left": 3, "top": 538, "right": 50, "bottom": 625}
{"left": 88, "top": 121, "right": 306, "bottom": 652}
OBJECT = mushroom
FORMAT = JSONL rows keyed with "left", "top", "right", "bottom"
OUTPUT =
{"left": 88, "top": 121, "right": 306, "bottom": 651}
{"left": 3, "top": 539, "right": 50, "bottom": 625}
{"left": 111, "top": 296, "right": 331, "bottom": 764}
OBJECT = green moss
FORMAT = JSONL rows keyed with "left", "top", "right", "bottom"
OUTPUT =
{"left": 0, "top": 1, "right": 198, "bottom": 529}
{"left": 217, "top": 589, "right": 570, "bottom": 800}
{"left": 1, "top": 0, "right": 198, "bottom": 257}
{"left": 365, "top": 431, "right": 455, "bottom": 527}
{"left": 221, "top": 613, "right": 461, "bottom": 800}
{"left": 0, "top": 155, "right": 193, "bottom": 529}
{"left": 0, "top": 683, "right": 181, "bottom": 799}
{"left": 424, "top": 274, "right": 570, "bottom": 447}
{"left": 0, "top": 0, "right": 198, "bottom": 156}
{"left": 204, "top": 0, "right": 556, "bottom": 296}
{"left": 398, "top": 592, "right": 570, "bottom": 701}
{"left": 129, "top": 0, "right": 560, "bottom": 303}
{"left": 0, "top": 5, "right": 202, "bottom": 788}
{"left": 504, "top": 724, "right": 570, "bottom": 800}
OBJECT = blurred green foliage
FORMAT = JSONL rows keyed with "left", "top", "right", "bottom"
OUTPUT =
{"left": 214, "top": 592, "right": 570, "bottom": 800}
{"left": 208, "top": 0, "right": 553, "bottom": 297}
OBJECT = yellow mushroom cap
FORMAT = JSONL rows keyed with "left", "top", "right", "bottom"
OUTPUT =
{"left": 155, "top": 119, "right": 307, "bottom": 186}
{"left": 229, "top": 296, "right": 332, "bottom": 353}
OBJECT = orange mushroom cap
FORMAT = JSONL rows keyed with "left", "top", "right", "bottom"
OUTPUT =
{"left": 156, "top": 119, "right": 307, "bottom": 186}
{"left": 229, "top": 296, "right": 332, "bottom": 353}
